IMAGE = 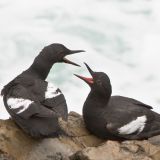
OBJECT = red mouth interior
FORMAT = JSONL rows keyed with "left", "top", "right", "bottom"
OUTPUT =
{"left": 81, "top": 76, "right": 94, "bottom": 84}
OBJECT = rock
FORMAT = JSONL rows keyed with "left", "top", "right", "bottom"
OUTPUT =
{"left": 149, "top": 135, "right": 160, "bottom": 146}
{"left": 0, "top": 111, "right": 160, "bottom": 160}
{"left": 70, "top": 140, "right": 157, "bottom": 160}
{"left": 0, "top": 112, "right": 103, "bottom": 160}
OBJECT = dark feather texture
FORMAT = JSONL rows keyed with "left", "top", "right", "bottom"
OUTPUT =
{"left": 1, "top": 43, "right": 84, "bottom": 138}
{"left": 77, "top": 63, "right": 160, "bottom": 140}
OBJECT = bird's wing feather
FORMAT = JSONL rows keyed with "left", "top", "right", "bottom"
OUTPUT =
{"left": 18, "top": 101, "right": 57, "bottom": 119}
{"left": 127, "top": 97, "right": 153, "bottom": 109}
{"left": 40, "top": 81, "right": 67, "bottom": 115}
{"left": 5, "top": 84, "right": 58, "bottom": 119}
{"left": 113, "top": 96, "right": 153, "bottom": 110}
{"left": 105, "top": 110, "right": 148, "bottom": 140}
{"left": 27, "top": 78, "right": 67, "bottom": 110}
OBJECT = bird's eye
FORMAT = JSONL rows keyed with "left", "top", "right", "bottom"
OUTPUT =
{"left": 96, "top": 80, "right": 102, "bottom": 85}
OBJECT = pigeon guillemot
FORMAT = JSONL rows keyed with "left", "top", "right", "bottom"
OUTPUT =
{"left": 75, "top": 63, "right": 160, "bottom": 140}
{"left": 1, "top": 43, "right": 84, "bottom": 138}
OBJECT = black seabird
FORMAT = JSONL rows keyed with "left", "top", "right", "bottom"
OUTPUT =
{"left": 1, "top": 43, "right": 84, "bottom": 138}
{"left": 75, "top": 63, "right": 160, "bottom": 140}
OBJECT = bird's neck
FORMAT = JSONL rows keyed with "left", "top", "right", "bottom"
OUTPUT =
{"left": 88, "top": 90, "right": 111, "bottom": 106}
{"left": 25, "top": 54, "right": 56, "bottom": 80}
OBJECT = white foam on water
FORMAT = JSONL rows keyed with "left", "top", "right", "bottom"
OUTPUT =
{"left": 0, "top": 0, "right": 160, "bottom": 119}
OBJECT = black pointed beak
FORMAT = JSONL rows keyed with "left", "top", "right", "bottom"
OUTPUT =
{"left": 63, "top": 50, "right": 85, "bottom": 67}
{"left": 74, "top": 63, "right": 94, "bottom": 85}
{"left": 84, "top": 62, "right": 94, "bottom": 76}
{"left": 63, "top": 57, "right": 80, "bottom": 67}
{"left": 69, "top": 50, "right": 85, "bottom": 54}
{"left": 74, "top": 74, "right": 94, "bottom": 85}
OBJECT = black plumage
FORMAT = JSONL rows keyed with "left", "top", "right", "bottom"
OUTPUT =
{"left": 75, "top": 63, "right": 160, "bottom": 140}
{"left": 1, "top": 43, "right": 84, "bottom": 138}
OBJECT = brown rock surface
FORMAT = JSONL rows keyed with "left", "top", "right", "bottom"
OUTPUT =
{"left": 70, "top": 140, "right": 160, "bottom": 160}
{"left": 0, "top": 111, "right": 160, "bottom": 160}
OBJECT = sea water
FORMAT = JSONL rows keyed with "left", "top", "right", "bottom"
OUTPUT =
{"left": 0, "top": 0, "right": 160, "bottom": 119}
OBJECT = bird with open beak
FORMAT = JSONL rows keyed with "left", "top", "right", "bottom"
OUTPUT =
{"left": 1, "top": 43, "right": 84, "bottom": 138}
{"left": 75, "top": 63, "right": 160, "bottom": 140}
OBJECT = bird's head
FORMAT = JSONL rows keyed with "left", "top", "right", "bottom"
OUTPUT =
{"left": 40, "top": 43, "right": 85, "bottom": 66}
{"left": 74, "top": 63, "right": 112, "bottom": 97}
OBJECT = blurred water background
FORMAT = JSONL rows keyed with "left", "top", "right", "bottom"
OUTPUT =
{"left": 0, "top": 0, "right": 160, "bottom": 119}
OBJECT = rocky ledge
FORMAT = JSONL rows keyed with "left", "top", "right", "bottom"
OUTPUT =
{"left": 0, "top": 112, "right": 160, "bottom": 160}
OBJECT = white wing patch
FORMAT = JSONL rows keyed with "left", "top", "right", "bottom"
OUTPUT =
{"left": 7, "top": 97, "right": 33, "bottom": 114}
{"left": 118, "top": 115, "right": 147, "bottom": 135}
{"left": 45, "top": 82, "right": 61, "bottom": 99}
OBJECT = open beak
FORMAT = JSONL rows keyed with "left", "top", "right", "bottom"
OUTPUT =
{"left": 63, "top": 50, "right": 85, "bottom": 67}
{"left": 74, "top": 63, "right": 94, "bottom": 85}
